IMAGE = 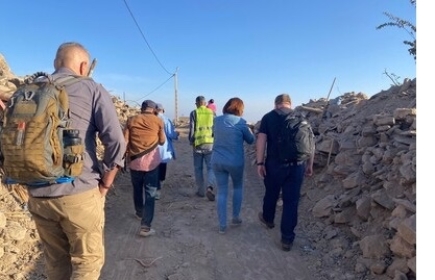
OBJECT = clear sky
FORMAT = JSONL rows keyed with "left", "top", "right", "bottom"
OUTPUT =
{"left": 2, "top": 0, "right": 416, "bottom": 123}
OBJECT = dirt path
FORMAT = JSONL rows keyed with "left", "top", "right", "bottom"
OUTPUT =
{"left": 100, "top": 135, "right": 316, "bottom": 280}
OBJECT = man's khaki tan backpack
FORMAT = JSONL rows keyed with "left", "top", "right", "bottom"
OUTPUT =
{"left": 0, "top": 72, "right": 85, "bottom": 186}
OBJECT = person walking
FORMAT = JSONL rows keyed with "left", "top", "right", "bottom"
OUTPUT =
{"left": 256, "top": 93, "right": 314, "bottom": 251}
{"left": 124, "top": 100, "right": 166, "bottom": 237}
{"left": 211, "top": 97, "right": 255, "bottom": 233}
{"left": 26, "top": 42, "right": 126, "bottom": 280}
{"left": 155, "top": 103, "right": 179, "bottom": 200}
{"left": 207, "top": 98, "right": 217, "bottom": 115}
{"left": 188, "top": 95, "right": 216, "bottom": 201}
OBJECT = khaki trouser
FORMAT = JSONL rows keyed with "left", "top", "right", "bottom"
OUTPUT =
{"left": 28, "top": 187, "right": 105, "bottom": 280}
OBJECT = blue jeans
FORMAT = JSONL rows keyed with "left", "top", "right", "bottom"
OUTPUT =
{"left": 213, "top": 162, "right": 244, "bottom": 229}
{"left": 262, "top": 160, "right": 306, "bottom": 244}
{"left": 193, "top": 151, "right": 215, "bottom": 196}
{"left": 130, "top": 168, "right": 158, "bottom": 228}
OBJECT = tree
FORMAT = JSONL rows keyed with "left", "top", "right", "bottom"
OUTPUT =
{"left": 376, "top": 0, "right": 416, "bottom": 61}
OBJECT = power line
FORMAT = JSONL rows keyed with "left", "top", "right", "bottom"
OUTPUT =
{"left": 134, "top": 73, "right": 175, "bottom": 102}
{"left": 121, "top": 0, "right": 179, "bottom": 117}
{"left": 122, "top": 0, "right": 173, "bottom": 76}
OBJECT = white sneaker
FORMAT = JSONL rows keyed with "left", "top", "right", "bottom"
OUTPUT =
{"left": 139, "top": 228, "right": 156, "bottom": 237}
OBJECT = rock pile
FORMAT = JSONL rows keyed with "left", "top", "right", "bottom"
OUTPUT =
{"left": 0, "top": 54, "right": 26, "bottom": 103}
{"left": 0, "top": 52, "right": 417, "bottom": 279}
{"left": 248, "top": 80, "right": 416, "bottom": 279}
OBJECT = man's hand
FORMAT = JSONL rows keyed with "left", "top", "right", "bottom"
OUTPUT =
{"left": 98, "top": 183, "right": 110, "bottom": 197}
{"left": 257, "top": 165, "right": 266, "bottom": 179}
{"left": 305, "top": 165, "right": 313, "bottom": 177}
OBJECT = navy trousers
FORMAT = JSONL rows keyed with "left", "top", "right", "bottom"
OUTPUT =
{"left": 262, "top": 160, "right": 306, "bottom": 244}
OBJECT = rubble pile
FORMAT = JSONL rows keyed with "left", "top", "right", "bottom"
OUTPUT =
{"left": 0, "top": 53, "right": 417, "bottom": 279}
{"left": 248, "top": 80, "right": 416, "bottom": 278}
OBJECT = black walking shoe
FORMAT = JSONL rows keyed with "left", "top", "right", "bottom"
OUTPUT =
{"left": 281, "top": 241, "right": 293, "bottom": 252}
{"left": 258, "top": 212, "right": 275, "bottom": 229}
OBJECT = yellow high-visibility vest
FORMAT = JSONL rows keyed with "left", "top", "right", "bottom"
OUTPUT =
{"left": 194, "top": 106, "right": 214, "bottom": 147}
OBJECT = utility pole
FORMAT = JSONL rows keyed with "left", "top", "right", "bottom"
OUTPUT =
{"left": 174, "top": 67, "right": 179, "bottom": 125}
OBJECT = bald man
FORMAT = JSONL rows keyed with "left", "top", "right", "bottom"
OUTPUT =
{"left": 26, "top": 42, "right": 126, "bottom": 280}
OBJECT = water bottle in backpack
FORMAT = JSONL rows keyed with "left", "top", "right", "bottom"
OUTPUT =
{"left": 63, "top": 129, "right": 84, "bottom": 177}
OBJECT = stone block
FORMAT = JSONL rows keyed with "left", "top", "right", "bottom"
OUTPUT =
{"left": 356, "top": 196, "right": 371, "bottom": 221}
{"left": 397, "top": 215, "right": 416, "bottom": 245}
{"left": 389, "top": 234, "right": 415, "bottom": 258}
{"left": 359, "top": 234, "right": 390, "bottom": 259}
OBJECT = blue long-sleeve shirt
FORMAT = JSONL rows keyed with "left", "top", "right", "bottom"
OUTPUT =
{"left": 158, "top": 113, "right": 178, "bottom": 162}
{"left": 211, "top": 114, "right": 255, "bottom": 166}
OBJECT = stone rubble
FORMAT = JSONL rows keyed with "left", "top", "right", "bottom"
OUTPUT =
{"left": 248, "top": 78, "right": 416, "bottom": 278}
{"left": 0, "top": 53, "right": 417, "bottom": 279}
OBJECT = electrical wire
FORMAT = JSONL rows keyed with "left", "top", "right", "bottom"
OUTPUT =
{"left": 134, "top": 73, "right": 175, "bottom": 102}
{"left": 122, "top": 0, "right": 173, "bottom": 76}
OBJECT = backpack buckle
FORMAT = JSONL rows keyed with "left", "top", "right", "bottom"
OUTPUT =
{"left": 23, "top": 90, "right": 35, "bottom": 101}
{"left": 64, "top": 154, "right": 83, "bottom": 163}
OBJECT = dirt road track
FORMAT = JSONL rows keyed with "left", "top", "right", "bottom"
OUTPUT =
{"left": 100, "top": 136, "right": 315, "bottom": 280}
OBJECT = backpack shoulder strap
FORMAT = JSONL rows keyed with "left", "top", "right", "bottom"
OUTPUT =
{"left": 54, "top": 75, "right": 91, "bottom": 87}
{"left": 274, "top": 108, "right": 295, "bottom": 123}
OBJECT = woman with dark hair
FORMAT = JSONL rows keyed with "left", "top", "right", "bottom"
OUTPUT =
{"left": 211, "top": 97, "right": 255, "bottom": 233}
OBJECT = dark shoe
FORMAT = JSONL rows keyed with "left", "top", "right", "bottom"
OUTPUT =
{"left": 218, "top": 226, "right": 226, "bottom": 234}
{"left": 258, "top": 212, "right": 275, "bottom": 229}
{"left": 231, "top": 217, "right": 242, "bottom": 226}
{"left": 281, "top": 241, "right": 293, "bottom": 252}
{"left": 206, "top": 186, "right": 215, "bottom": 201}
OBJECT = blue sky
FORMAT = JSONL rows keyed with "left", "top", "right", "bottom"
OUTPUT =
{"left": 2, "top": 0, "right": 416, "bottom": 123}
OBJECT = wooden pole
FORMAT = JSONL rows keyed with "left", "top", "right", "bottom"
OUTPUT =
{"left": 322, "top": 77, "right": 337, "bottom": 120}
{"left": 326, "top": 77, "right": 336, "bottom": 101}
{"left": 174, "top": 67, "right": 179, "bottom": 125}
{"left": 327, "top": 137, "right": 334, "bottom": 167}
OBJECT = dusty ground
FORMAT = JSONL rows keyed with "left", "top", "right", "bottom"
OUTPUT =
{"left": 102, "top": 132, "right": 320, "bottom": 280}
{"left": 98, "top": 127, "right": 364, "bottom": 280}
{"left": 1, "top": 129, "right": 368, "bottom": 280}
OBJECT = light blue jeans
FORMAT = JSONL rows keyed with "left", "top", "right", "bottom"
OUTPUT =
{"left": 212, "top": 162, "right": 244, "bottom": 230}
{"left": 193, "top": 151, "right": 215, "bottom": 196}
